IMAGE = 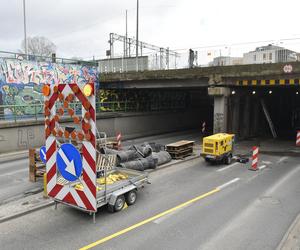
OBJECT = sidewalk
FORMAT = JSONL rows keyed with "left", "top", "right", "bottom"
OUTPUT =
{"left": 278, "top": 213, "right": 300, "bottom": 250}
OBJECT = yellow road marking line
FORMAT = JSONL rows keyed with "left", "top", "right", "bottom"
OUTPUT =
{"left": 80, "top": 188, "right": 220, "bottom": 250}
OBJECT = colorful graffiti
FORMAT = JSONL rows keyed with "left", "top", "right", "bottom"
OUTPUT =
{"left": 0, "top": 58, "right": 99, "bottom": 118}
{"left": 98, "top": 89, "right": 189, "bottom": 112}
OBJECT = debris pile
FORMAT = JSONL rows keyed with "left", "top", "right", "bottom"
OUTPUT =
{"left": 104, "top": 142, "right": 172, "bottom": 171}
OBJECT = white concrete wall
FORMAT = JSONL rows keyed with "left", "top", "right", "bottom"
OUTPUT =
{"left": 0, "top": 110, "right": 201, "bottom": 154}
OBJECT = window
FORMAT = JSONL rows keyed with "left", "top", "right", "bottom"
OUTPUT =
{"left": 263, "top": 53, "right": 266, "bottom": 60}
{"left": 253, "top": 55, "right": 256, "bottom": 61}
{"left": 269, "top": 53, "right": 272, "bottom": 60}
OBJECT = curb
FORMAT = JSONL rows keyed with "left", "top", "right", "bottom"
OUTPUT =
{"left": 0, "top": 199, "right": 54, "bottom": 224}
{"left": 0, "top": 151, "right": 28, "bottom": 164}
{"left": 277, "top": 213, "right": 300, "bottom": 250}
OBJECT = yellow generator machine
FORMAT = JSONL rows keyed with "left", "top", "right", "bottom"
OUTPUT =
{"left": 201, "top": 133, "right": 235, "bottom": 164}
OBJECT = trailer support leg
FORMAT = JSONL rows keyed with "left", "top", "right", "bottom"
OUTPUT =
{"left": 54, "top": 201, "right": 58, "bottom": 210}
{"left": 93, "top": 212, "right": 96, "bottom": 224}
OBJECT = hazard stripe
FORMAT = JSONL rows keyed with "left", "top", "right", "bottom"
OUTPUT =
{"left": 47, "top": 163, "right": 56, "bottom": 183}
{"left": 77, "top": 190, "right": 94, "bottom": 211}
{"left": 253, "top": 148, "right": 259, "bottom": 156}
{"left": 63, "top": 192, "right": 78, "bottom": 206}
{"left": 236, "top": 79, "right": 300, "bottom": 86}
{"left": 252, "top": 158, "right": 258, "bottom": 165}
{"left": 46, "top": 140, "right": 56, "bottom": 160}
{"left": 70, "top": 189, "right": 86, "bottom": 209}
{"left": 49, "top": 184, "right": 63, "bottom": 198}
{"left": 55, "top": 186, "right": 70, "bottom": 201}
{"left": 82, "top": 178, "right": 96, "bottom": 210}
{"left": 47, "top": 172, "right": 57, "bottom": 193}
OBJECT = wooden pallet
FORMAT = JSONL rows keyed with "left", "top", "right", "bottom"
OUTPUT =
{"left": 96, "top": 154, "right": 117, "bottom": 172}
{"left": 166, "top": 140, "right": 194, "bottom": 159}
{"left": 168, "top": 148, "right": 193, "bottom": 159}
{"left": 29, "top": 148, "right": 46, "bottom": 182}
{"left": 166, "top": 140, "right": 194, "bottom": 152}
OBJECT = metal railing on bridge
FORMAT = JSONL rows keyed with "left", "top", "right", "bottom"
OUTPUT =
{"left": 0, "top": 101, "right": 186, "bottom": 123}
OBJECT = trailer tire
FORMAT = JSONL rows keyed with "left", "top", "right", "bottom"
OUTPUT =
{"left": 114, "top": 195, "right": 125, "bottom": 212}
{"left": 125, "top": 190, "right": 137, "bottom": 205}
{"left": 225, "top": 154, "right": 232, "bottom": 165}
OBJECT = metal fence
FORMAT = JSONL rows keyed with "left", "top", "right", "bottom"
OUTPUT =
{"left": 0, "top": 101, "right": 186, "bottom": 123}
{"left": 100, "top": 39, "right": 300, "bottom": 73}
{"left": 0, "top": 50, "right": 97, "bottom": 66}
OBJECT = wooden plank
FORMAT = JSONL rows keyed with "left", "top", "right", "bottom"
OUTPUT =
{"left": 166, "top": 140, "right": 194, "bottom": 148}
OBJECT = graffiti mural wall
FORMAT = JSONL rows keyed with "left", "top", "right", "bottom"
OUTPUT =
{"left": 0, "top": 58, "right": 98, "bottom": 118}
{"left": 98, "top": 89, "right": 190, "bottom": 112}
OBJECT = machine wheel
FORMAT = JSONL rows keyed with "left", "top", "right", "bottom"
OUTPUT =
{"left": 125, "top": 190, "right": 137, "bottom": 205}
{"left": 225, "top": 154, "right": 232, "bottom": 165}
{"left": 114, "top": 195, "right": 125, "bottom": 212}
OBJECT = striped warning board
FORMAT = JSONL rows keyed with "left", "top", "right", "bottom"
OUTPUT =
{"left": 297, "top": 131, "right": 300, "bottom": 147}
{"left": 249, "top": 146, "right": 259, "bottom": 171}
{"left": 45, "top": 83, "right": 97, "bottom": 211}
{"left": 236, "top": 79, "right": 300, "bottom": 86}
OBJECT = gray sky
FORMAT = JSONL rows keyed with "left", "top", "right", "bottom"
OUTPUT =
{"left": 1, "top": 0, "right": 300, "bottom": 60}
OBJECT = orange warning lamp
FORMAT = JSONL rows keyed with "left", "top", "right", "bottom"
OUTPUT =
{"left": 83, "top": 83, "right": 93, "bottom": 97}
{"left": 42, "top": 85, "right": 51, "bottom": 96}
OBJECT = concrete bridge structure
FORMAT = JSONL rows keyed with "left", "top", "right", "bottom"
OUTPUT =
{"left": 101, "top": 62, "right": 300, "bottom": 139}
{"left": 1, "top": 61, "right": 299, "bottom": 153}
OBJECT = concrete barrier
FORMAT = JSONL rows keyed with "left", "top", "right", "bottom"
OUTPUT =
{"left": 0, "top": 110, "right": 202, "bottom": 154}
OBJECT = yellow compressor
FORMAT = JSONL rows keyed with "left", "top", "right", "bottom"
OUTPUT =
{"left": 201, "top": 133, "right": 235, "bottom": 164}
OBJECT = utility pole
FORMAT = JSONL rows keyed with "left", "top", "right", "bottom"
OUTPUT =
{"left": 125, "top": 10, "right": 128, "bottom": 57}
{"left": 136, "top": 0, "right": 139, "bottom": 71}
{"left": 23, "top": 0, "right": 28, "bottom": 58}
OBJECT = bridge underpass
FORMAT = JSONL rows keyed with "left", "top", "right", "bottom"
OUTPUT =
{"left": 212, "top": 86, "right": 300, "bottom": 140}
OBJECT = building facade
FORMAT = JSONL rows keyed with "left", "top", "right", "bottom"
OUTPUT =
{"left": 243, "top": 44, "right": 298, "bottom": 64}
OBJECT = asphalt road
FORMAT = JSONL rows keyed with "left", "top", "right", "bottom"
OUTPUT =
{"left": 0, "top": 152, "right": 300, "bottom": 250}
{"left": 0, "top": 130, "right": 201, "bottom": 205}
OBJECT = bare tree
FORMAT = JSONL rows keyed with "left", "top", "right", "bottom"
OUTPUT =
{"left": 21, "top": 36, "right": 56, "bottom": 57}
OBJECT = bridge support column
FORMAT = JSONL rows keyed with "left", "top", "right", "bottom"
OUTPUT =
{"left": 231, "top": 95, "right": 240, "bottom": 136}
{"left": 208, "top": 87, "right": 230, "bottom": 134}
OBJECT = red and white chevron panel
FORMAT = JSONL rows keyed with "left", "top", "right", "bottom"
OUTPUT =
{"left": 296, "top": 131, "right": 300, "bottom": 147}
{"left": 45, "top": 83, "right": 96, "bottom": 211}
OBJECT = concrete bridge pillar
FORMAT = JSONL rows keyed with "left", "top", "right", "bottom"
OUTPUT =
{"left": 208, "top": 87, "right": 230, "bottom": 134}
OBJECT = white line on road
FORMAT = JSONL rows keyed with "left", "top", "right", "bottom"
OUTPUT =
{"left": 262, "top": 160, "right": 272, "bottom": 165}
{"left": 277, "top": 156, "right": 289, "bottom": 164}
{"left": 258, "top": 165, "right": 267, "bottom": 170}
{"left": 217, "top": 178, "right": 240, "bottom": 190}
{"left": 217, "top": 162, "right": 240, "bottom": 172}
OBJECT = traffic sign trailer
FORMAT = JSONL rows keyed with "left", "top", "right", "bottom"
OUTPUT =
{"left": 43, "top": 81, "right": 148, "bottom": 222}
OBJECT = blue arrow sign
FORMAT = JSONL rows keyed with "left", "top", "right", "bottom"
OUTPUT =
{"left": 39, "top": 146, "right": 47, "bottom": 164}
{"left": 56, "top": 144, "right": 82, "bottom": 182}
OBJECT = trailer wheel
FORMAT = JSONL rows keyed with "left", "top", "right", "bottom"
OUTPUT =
{"left": 225, "top": 154, "right": 232, "bottom": 165}
{"left": 125, "top": 190, "right": 137, "bottom": 205}
{"left": 114, "top": 195, "right": 125, "bottom": 212}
